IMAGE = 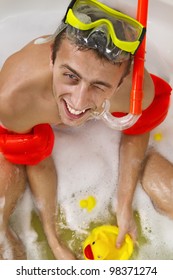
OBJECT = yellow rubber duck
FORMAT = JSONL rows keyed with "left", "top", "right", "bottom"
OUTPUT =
{"left": 79, "top": 196, "right": 96, "bottom": 212}
{"left": 83, "top": 225, "right": 133, "bottom": 260}
{"left": 153, "top": 132, "right": 163, "bottom": 141}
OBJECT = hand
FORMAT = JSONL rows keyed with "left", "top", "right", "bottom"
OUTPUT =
{"left": 116, "top": 206, "right": 137, "bottom": 248}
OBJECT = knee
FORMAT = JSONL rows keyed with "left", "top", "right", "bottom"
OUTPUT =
{"left": 26, "top": 156, "right": 56, "bottom": 176}
{"left": 0, "top": 155, "right": 26, "bottom": 176}
{"left": 141, "top": 150, "right": 173, "bottom": 219}
{"left": 142, "top": 151, "right": 173, "bottom": 184}
{"left": 0, "top": 155, "right": 26, "bottom": 199}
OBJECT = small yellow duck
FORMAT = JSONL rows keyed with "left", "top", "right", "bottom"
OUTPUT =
{"left": 153, "top": 132, "right": 163, "bottom": 141}
{"left": 79, "top": 196, "right": 96, "bottom": 212}
{"left": 83, "top": 225, "right": 133, "bottom": 260}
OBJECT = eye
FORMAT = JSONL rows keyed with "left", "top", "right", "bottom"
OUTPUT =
{"left": 93, "top": 84, "right": 105, "bottom": 92}
{"left": 97, "top": 255, "right": 102, "bottom": 259}
{"left": 64, "top": 73, "right": 78, "bottom": 81}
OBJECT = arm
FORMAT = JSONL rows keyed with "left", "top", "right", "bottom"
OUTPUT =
{"left": 116, "top": 132, "right": 150, "bottom": 247}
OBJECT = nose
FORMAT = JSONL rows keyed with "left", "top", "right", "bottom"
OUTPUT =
{"left": 71, "top": 83, "right": 92, "bottom": 110}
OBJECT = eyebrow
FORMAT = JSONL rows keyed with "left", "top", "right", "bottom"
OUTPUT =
{"left": 60, "top": 64, "right": 112, "bottom": 88}
{"left": 60, "top": 64, "right": 82, "bottom": 79}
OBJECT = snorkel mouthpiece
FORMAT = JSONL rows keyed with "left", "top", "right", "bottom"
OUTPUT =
{"left": 92, "top": 100, "right": 140, "bottom": 130}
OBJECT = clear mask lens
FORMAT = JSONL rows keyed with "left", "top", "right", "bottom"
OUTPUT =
{"left": 73, "top": 1, "right": 142, "bottom": 43}
{"left": 66, "top": 25, "right": 130, "bottom": 62}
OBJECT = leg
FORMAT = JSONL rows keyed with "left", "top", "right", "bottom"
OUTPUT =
{"left": 141, "top": 150, "right": 173, "bottom": 219}
{"left": 26, "top": 156, "right": 76, "bottom": 260}
{"left": 0, "top": 155, "right": 26, "bottom": 259}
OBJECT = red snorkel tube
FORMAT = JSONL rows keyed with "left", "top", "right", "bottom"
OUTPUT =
{"left": 130, "top": 0, "right": 149, "bottom": 116}
{"left": 93, "top": 0, "right": 149, "bottom": 130}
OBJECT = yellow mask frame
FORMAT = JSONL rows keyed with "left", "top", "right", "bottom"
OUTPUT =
{"left": 64, "top": 0, "right": 145, "bottom": 54}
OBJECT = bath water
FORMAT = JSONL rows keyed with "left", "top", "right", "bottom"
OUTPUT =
{"left": 1, "top": 9, "right": 173, "bottom": 260}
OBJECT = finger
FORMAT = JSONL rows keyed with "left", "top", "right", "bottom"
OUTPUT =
{"left": 116, "top": 228, "right": 126, "bottom": 248}
{"left": 129, "top": 225, "right": 138, "bottom": 242}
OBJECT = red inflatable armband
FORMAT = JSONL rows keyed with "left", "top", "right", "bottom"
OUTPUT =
{"left": 0, "top": 124, "right": 54, "bottom": 165}
{"left": 112, "top": 74, "right": 172, "bottom": 135}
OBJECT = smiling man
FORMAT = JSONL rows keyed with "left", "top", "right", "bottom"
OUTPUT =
{"left": 51, "top": 39, "right": 130, "bottom": 127}
{"left": 0, "top": 0, "right": 171, "bottom": 259}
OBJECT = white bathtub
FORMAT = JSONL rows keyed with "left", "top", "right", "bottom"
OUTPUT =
{"left": 0, "top": 0, "right": 173, "bottom": 260}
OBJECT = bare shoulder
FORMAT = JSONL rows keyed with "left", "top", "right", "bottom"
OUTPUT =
{"left": 0, "top": 36, "right": 51, "bottom": 102}
{"left": 0, "top": 37, "right": 51, "bottom": 81}
{"left": 110, "top": 66, "right": 155, "bottom": 113}
{"left": 0, "top": 37, "right": 52, "bottom": 132}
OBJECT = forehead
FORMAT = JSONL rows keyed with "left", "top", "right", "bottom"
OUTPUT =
{"left": 55, "top": 38, "right": 127, "bottom": 82}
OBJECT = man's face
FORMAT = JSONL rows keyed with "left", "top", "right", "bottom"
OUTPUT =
{"left": 50, "top": 38, "right": 127, "bottom": 127}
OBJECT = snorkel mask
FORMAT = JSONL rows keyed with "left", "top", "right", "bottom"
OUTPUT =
{"left": 63, "top": 0, "right": 145, "bottom": 62}
{"left": 35, "top": 0, "right": 148, "bottom": 130}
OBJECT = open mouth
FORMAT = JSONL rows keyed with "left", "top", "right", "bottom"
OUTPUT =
{"left": 64, "top": 100, "right": 89, "bottom": 120}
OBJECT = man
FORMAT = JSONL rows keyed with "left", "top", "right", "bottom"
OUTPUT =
{"left": 0, "top": 0, "right": 171, "bottom": 259}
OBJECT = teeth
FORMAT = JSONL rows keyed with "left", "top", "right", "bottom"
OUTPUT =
{"left": 66, "top": 102, "right": 86, "bottom": 115}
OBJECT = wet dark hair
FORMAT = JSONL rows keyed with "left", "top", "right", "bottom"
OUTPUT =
{"left": 51, "top": 29, "right": 67, "bottom": 64}
{"left": 51, "top": 27, "right": 132, "bottom": 86}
